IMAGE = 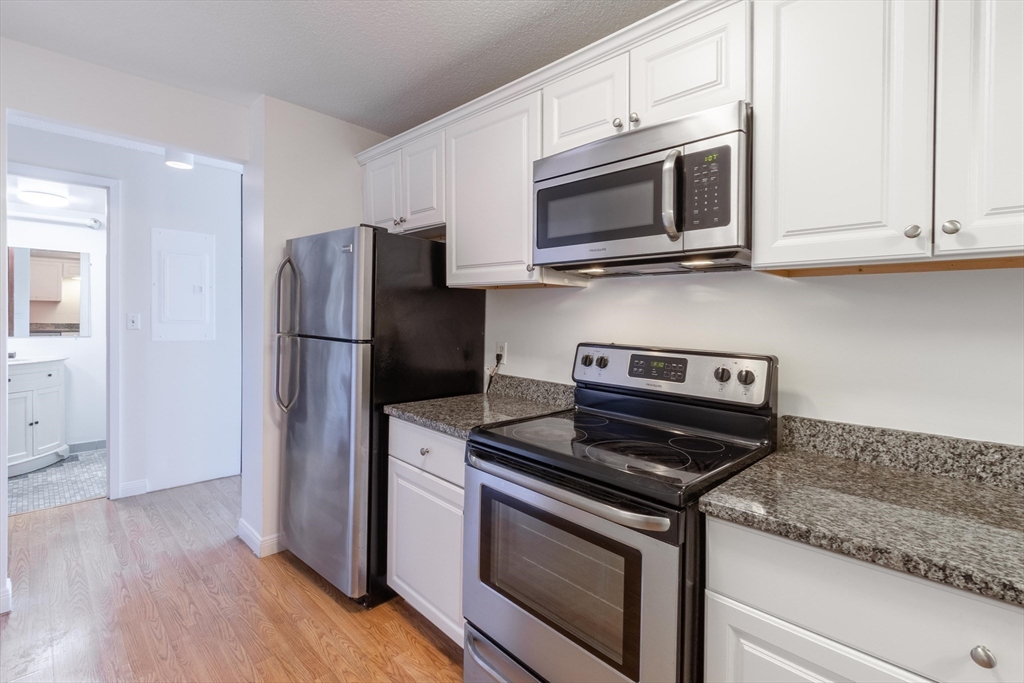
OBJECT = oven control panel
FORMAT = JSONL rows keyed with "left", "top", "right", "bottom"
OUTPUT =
{"left": 572, "top": 344, "right": 773, "bottom": 407}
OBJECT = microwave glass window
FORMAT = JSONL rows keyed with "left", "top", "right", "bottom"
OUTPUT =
{"left": 536, "top": 161, "right": 663, "bottom": 248}
{"left": 546, "top": 181, "right": 654, "bottom": 239}
{"left": 481, "top": 487, "right": 642, "bottom": 680}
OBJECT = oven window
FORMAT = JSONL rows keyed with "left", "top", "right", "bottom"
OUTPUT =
{"left": 480, "top": 487, "right": 642, "bottom": 681}
{"left": 536, "top": 161, "right": 664, "bottom": 249}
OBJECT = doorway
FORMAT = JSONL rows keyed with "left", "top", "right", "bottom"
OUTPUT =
{"left": 5, "top": 164, "right": 117, "bottom": 514}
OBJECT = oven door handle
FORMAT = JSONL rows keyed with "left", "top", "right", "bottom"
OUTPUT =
{"left": 468, "top": 453, "right": 672, "bottom": 533}
{"left": 662, "top": 149, "right": 682, "bottom": 242}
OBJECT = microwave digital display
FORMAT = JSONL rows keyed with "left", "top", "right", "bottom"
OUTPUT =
{"left": 683, "top": 145, "right": 731, "bottom": 231}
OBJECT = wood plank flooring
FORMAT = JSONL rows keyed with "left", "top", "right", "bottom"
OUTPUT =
{"left": 0, "top": 477, "right": 463, "bottom": 683}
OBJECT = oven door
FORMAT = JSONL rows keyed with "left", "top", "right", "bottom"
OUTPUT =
{"left": 533, "top": 149, "right": 684, "bottom": 267}
{"left": 464, "top": 450, "right": 681, "bottom": 683}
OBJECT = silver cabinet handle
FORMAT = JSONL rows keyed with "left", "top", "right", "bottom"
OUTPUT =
{"left": 942, "top": 219, "right": 962, "bottom": 235}
{"left": 629, "top": 112, "right": 640, "bottom": 124}
{"left": 971, "top": 646, "right": 996, "bottom": 669}
{"left": 662, "top": 149, "right": 682, "bottom": 242}
{"left": 419, "top": 447, "right": 430, "bottom": 456}
{"left": 526, "top": 264, "right": 535, "bottom": 272}
{"left": 399, "top": 217, "right": 406, "bottom": 224}
{"left": 612, "top": 117, "right": 623, "bottom": 129}
{"left": 904, "top": 224, "right": 922, "bottom": 238}
{"left": 468, "top": 453, "right": 671, "bottom": 532}
{"left": 466, "top": 631, "right": 513, "bottom": 683}
{"left": 393, "top": 219, "right": 398, "bottom": 226}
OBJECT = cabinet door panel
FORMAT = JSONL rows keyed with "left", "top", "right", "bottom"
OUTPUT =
{"left": 446, "top": 92, "right": 542, "bottom": 286}
{"left": 7, "top": 391, "right": 33, "bottom": 464}
{"left": 30, "top": 259, "right": 63, "bottom": 301}
{"left": 32, "top": 384, "right": 64, "bottom": 456}
{"left": 934, "top": 0, "right": 1024, "bottom": 256}
{"left": 629, "top": 1, "right": 748, "bottom": 128}
{"left": 362, "top": 149, "right": 403, "bottom": 231}
{"left": 751, "top": 0, "right": 935, "bottom": 268}
{"left": 705, "top": 592, "right": 930, "bottom": 683}
{"left": 543, "top": 54, "right": 629, "bottom": 156}
{"left": 387, "top": 457, "right": 464, "bottom": 644}
{"left": 402, "top": 131, "right": 445, "bottom": 230}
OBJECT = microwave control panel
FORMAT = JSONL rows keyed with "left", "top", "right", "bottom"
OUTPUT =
{"left": 683, "top": 144, "right": 731, "bottom": 230}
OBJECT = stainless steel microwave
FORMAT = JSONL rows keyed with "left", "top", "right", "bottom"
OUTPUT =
{"left": 533, "top": 101, "right": 750, "bottom": 276}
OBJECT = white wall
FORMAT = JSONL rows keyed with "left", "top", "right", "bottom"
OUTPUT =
{"left": 7, "top": 218, "right": 107, "bottom": 445}
{"left": 239, "top": 96, "right": 386, "bottom": 554}
{"left": 486, "top": 268, "right": 1024, "bottom": 446}
{"left": 7, "top": 125, "right": 243, "bottom": 492}
{"left": 0, "top": 37, "right": 250, "bottom": 614}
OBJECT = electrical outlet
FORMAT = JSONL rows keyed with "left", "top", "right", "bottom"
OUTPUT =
{"left": 495, "top": 341, "right": 508, "bottom": 364}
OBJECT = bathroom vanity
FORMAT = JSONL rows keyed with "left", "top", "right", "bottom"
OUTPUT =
{"left": 7, "top": 357, "right": 69, "bottom": 477}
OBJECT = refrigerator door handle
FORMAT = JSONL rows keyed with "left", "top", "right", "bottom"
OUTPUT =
{"left": 274, "top": 334, "right": 299, "bottom": 413}
{"left": 274, "top": 255, "right": 298, "bottom": 335}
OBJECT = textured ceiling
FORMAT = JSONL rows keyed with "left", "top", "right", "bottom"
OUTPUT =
{"left": 0, "top": 0, "right": 674, "bottom": 136}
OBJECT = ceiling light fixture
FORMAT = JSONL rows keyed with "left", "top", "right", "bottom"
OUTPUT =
{"left": 579, "top": 267, "right": 606, "bottom": 274}
{"left": 16, "top": 190, "right": 70, "bottom": 208}
{"left": 165, "top": 149, "right": 194, "bottom": 170}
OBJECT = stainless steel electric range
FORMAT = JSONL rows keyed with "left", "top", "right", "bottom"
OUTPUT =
{"left": 462, "top": 343, "right": 778, "bottom": 683}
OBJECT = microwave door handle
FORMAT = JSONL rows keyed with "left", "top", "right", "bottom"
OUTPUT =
{"left": 662, "top": 149, "right": 682, "bottom": 242}
{"left": 468, "top": 453, "right": 671, "bottom": 532}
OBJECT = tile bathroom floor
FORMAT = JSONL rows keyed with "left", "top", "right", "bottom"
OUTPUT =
{"left": 7, "top": 449, "right": 107, "bottom": 515}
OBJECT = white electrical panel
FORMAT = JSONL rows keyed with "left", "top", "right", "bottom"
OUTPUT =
{"left": 151, "top": 228, "right": 216, "bottom": 341}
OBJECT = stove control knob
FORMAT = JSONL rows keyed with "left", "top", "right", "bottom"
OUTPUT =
{"left": 595, "top": 356, "right": 609, "bottom": 369}
{"left": 713, "top": 367, "right": 731, "bottom": 383}
{"left": 581, "top": 354, "right": 594, "bottom": 367}
{"left": 737, "top": 369, "right": 756, "bottom": 386}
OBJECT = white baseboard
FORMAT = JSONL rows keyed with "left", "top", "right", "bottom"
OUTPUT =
{"left": 118, "top": 479, "right": 148, "bottom": 498}
{"left": 1, "top": 577, "right": 12, "bottom": 614}
{"left": 237, "top": 518, "right": 285, "bottom": 558}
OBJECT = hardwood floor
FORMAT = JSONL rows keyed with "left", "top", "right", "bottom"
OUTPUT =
{"left": 0, "top": 476, "right": 463, "bottom": 683}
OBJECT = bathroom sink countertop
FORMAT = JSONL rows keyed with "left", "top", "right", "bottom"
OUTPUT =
{"left": 700, "top": 416, "right": 1024, "bottom": 606}
{"left": 8, "top": 356, "right": 68, "bottom": 366}
{"left": 384, "top": 375, "right": 575, "bottom": 440}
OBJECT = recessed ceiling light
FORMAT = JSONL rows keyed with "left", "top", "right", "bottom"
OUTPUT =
{"left": 16, "top": 190, "right": 70, "bottom": 208}
{"left": 165, "top": 149, "right": 194, "bottom": 170}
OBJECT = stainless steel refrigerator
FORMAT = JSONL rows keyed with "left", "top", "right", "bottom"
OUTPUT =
{"left": 274, "top": 225, "right": 484, "bottom": 605}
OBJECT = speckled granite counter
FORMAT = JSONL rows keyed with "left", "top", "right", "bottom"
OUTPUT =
{"left": 384, "top": 374, "right": 575, "bottom": 440}
{"left": 700, "top": 416, "right": 1024, "bottom": 606}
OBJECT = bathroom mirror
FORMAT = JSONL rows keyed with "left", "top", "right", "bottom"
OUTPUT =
{"left": 7, "top": 247, "right": 92, "bottom": 337}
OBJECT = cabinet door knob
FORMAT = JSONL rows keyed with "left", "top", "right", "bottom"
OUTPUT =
{"left": 47, "top": 373, "right": 52, "bottom": 377}
{"left": 942, "top": 219, "right": 962, "bottom": 235}
{"left": 419, "top": 447, "right": 430, "bottom": 456}
{"left": 903, "top": 224, "right": 922, "bottom": 238}
{"left": 612, "top": 117, "right": 623, "bottom": 129}
{"left": 526, "top": 264, "right": 535, "bottom": 272}
{"left": 970, "top": 645, "right": 996, "bottom": 669}
{"left": 392, "top": 219, "right": 399, "bottom": 226}
{"left": 629, "top": 112, "right": 640, "bottom": 124}
{"left": 399, "top": 217, "right": 406, "bottom": 224}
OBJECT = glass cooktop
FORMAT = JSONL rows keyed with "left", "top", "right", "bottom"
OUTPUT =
{"left": 476, "top": 408, "right": 765, "bottom": 502}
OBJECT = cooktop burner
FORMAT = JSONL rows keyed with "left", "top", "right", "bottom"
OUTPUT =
{"left": 479, "top": 409, "right": 763, "bottom": 497}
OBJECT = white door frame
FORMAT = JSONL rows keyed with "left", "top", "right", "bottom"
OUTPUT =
{"left": 4, "top": 162, "right": 122, "bottom": 501}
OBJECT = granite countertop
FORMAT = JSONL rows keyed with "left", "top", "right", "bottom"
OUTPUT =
{"left": 384, "top": 374, "right": 575, "bottom": 440}
{"left": 701, "top": 416, "right": 1024, "bottom": 606}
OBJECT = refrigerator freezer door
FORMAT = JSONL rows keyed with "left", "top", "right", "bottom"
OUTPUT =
{"left": 282, "top": 336, "right": 372, "bottom": 598}
{"left": 287, "top": 226, "right": 374, "bottom": 341}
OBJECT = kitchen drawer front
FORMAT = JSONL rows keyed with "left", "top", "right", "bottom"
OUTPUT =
{"left": 707, "top": 519, "right": 1024, "bottom": 683}
{"left": 388, "top": 418, "right": 466, "bottom": 487}
{"left": 8, "top": 364, "right": 64, "bottom": 393}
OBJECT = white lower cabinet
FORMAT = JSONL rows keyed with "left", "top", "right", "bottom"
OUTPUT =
{"left": 706, "top": 592, "right": 928, "bottom": 683}
{"left": 705, "top": 519, "right": 1024, "bottom": 683}
{"left": 387, "top": 419, "right": 465, "bottom": 644}
{"left": 7, "top": 359, "right": 69, "bottom": 477}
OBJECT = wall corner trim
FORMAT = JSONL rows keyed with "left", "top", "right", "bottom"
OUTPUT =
{"left": 237, "top": 518, "right": 285, "bottom": 558}
{"left": 1, "top": 577, "right": 12, "bottom": 614}
{"left": 118, "top": 480, "right": 148, "bottom": 499}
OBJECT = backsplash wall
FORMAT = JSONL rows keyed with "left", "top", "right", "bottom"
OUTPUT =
{"left": 485, "top": 268, "right": 1024, "bottom": 446}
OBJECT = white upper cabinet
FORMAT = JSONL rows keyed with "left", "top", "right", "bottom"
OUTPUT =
{"left": 934, "top": 0, "right": 1024, "bottom": 257}
{"left": 751, "top": 0, "right": 936, "bottom": 269}
{"left": 447, "top": 92, "right": 544, "bottom": 287}
{"left": 362, "top": 149, "right": 402, "bottom": 231}
{"left": 401, "top": 131, "right": 446, "bottom": 230}
{"left": 543, "top": 54, "right": 630, "bottom": 156}
{"left": 629, "top": 1, "right": 749, "bottom": 129}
